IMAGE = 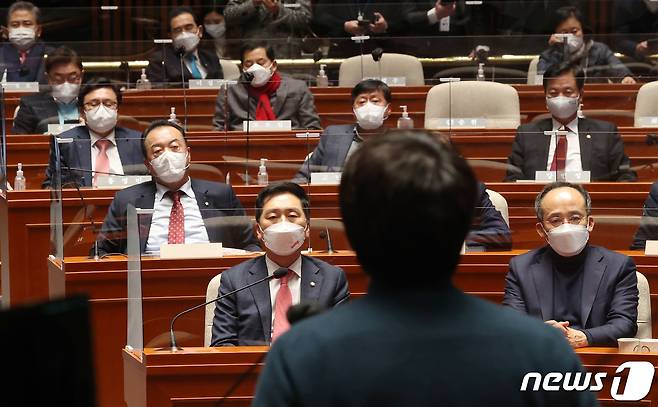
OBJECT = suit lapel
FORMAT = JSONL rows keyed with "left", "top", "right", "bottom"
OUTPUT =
{"left": 580, "top": 247, "right": 606, "bottom": 327}
{"left": 135, "top": 182, "right": 157, "bottom": 252}
{"left": 190, "top": 179, "right": 215, "bottom": 240}
{"left": 334, "top": 130, "right": 356, "bottom": 170}
{"left": 578, "top": 119, "right": 593, "bottom": 172}
{"left": 300, "top": 256, "right": 322, "bottom": 302}
{"left": 530, "top": 250, "right": 554, "bottom": 321}
{"left": 75, "top": 127, "right": 93, "bottom": 186}
{"left": 248, "top": 257, "right": 273, "bottom": 342}
{"left": 537, "top": 119, "right": 553, "bottom": 171}
{"left": 272, "top": 78, "right": 288, "bottom": 117}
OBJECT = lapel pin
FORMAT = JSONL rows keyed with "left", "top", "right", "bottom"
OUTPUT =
{"left": 310, "top": 281, "right": 316, "bottom": 287}
{"left": 586, "top": 134, "right": 591, "bottom": 139}
{"left": 204, "top": 202, "right": 209, "bottom": 206}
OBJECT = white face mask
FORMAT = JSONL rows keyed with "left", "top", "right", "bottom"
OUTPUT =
{"left": 85, "top": 105, "right": 117, "bottom": 134}
{"left": 354, "top": 102, "right": 388, "bottom": 130}
{"left": 260, "top": 221, "right": 306, "bottom": 256}
{"left": 8, "top": 27, "right": 36, "bottom": 51}
{"left": 246, "top": 63, "right": 273, "bottom": 87}
{"left": 204, "top": 23, "right": 226, "bottom": 39}
{"left": 173, "top": 30, "right": 200, "bottom": 53}
{"left": 544, "top": 223, "right": 590, "bottom": 257}
{"left": 565, "top": 34, "right": 584, "bottom": 53}
{"left": 51, "top": 82, "right": 80, "bottom": 104}
{"left": 150, "top": 150, "right": 189, "bottom": 184}
{"left": 546, "top": 95, "right": 579, "bottom": 120}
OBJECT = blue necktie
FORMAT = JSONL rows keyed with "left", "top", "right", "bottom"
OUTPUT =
{"left": 186, "top": 54, "right": 202, "bottom": 79}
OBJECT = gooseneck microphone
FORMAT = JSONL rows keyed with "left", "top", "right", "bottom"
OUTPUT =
{"left": 319, "top": 227, "right": 334, "bottom": 254}
{"left": 168, "top": 267, "right": 289, "bottom": 350}
{"left": 176, "top": 46, "right": 189, "bottom": 130}
{"left": 241, "top": 70, "right": 254, "bottom": 185}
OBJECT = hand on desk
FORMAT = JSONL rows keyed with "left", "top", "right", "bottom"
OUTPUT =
{"left": 545, "top": 320, "right": 589, "bottom": 348}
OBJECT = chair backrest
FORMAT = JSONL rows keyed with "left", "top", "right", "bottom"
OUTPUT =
{"left": 204, "top": 273, "right": 222, "bottom": 347}
{"left": 424, "top": 81, "right": 520, "bottom": 129}
{"left": 338, "top": 53, "right": 425, "bottom": 87}
{"left": 636, "top": 271, "right": 652, "bottom": 339}
{"left": 634, "top": 81, "right": 658, "bottom": 127}
{"left": 485, "top": 189, "right": 510, "bottom": 227}
{"left": 526, "top": 56, "right": 540, "bottom": 85}
{"left": 219, "top": 59, "right": 241, "bottom": 81}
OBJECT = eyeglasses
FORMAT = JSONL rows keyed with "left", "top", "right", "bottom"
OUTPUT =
{"left": 543, "top": 214, "right": 586, "bottom": 228}
{"left": 49, "top": 74, "right": 81, "bottom": 85}
{"left": 83, "top": 99, "right": 118, "bottom": 111}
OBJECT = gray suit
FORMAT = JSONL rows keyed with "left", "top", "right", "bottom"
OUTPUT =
{"left": 11, "top": 92, "right": 61, "bottom": 135}
{"left": 211, "top": 254, "right": 349, "bottom": 346}
{"left": 212, "top": 73, "right": 321, "bottom": 131}
{"left": 293, "top": 124, "right": 354, "bottom": 182}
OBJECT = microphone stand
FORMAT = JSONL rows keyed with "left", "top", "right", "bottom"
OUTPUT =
{"left": 177, "top": 48, "right": 189, "bottom": 130}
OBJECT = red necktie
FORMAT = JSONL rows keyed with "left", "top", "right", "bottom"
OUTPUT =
{"left": 93, "top": 139, "right": 111, "bottom": 185}
{"left": 167, "top": 191, "right": 185, "bottom": 244}
{"left": 19, "top": 51, "right": 27, "bottom": 65}
{"left": 550, "top": 127, "right": 569, "bottom": 171}
{"left": 271, "top": 270, "right": 292, "bottom": 342}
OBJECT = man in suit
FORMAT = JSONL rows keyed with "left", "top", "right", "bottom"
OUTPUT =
{"left": 505, "top": 62, "right": 636, "bottom": 182}
{"left": 0, "top": 1, "right": 51, "bottom": 84}
{"left": 211, "top": 182, "right": 349, "bottom": 346}
{"left": 11, "top": 46, "right": 83, "bottom": 134}
{"left": 630, "top": 181, "right": 658, "bottom": 250}
{"left": 145, "top": 7, "right": 224, "bottom": 87}
{"left": 42, "top": 77, "right": 145, "bottom": 188}
{"left": 95, "top": 120, "right": 259, "bottom": 255}
{"left": 253, "top": 130, "right": 595, "bottom": 406}
{"left": 212, "top": 40, "right": 321, "bottom": 131}
{"left": 504, "top": 182, "right": 638, "bottom": 347}
{"left": 612, "top": 0, "right": 658, "bottom": 62}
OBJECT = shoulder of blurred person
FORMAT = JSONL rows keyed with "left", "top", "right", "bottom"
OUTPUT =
{"left": 11, "top": 90, "right": 58, "bottom": 134}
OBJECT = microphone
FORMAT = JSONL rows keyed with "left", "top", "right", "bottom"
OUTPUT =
{"left": 474, "top": 45, "right": 490, "bottom": 64}
{"left": 168, "top": 267, "right": 289, "bottom": 350}
{"left": 240, "top": 70, "right": 254, "bottom": 83}
{"left": 319, "top": 227, "right": 334, "bottom": 254}
{"left": 312, "top": 50, "right": 323, "bottom": 64}
{"left": 286, "top": 302, "right": 328, "bottom": 325}
{"left": 371, "top": 47, "right": 383, "bottom": 62}
{"left": 647, "top": 133, "right": 658, "bottom": 146}
{"left": 177, "top": 49, "right": 189, "bottom": 130}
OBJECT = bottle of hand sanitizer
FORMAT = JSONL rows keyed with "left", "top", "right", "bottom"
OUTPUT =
{"left": 316, "top": 64, "right": 329, "bottom": 87}
{"left": 1, "top": 69, "right": 7, "bottom": 84}
{"left": 476, "top": 63, "right": 485, "bottom": 81}
{"left": 168, "top": 107, "right": 181, "bottom": 125}
{"left": 14, "top": 163, "right": 26, "bottom": 191}
{"left": 258, "top": 158, "right": 269, "bottom": 185}
{"left": 397, "top": 105, "right": 414, "bottom": 129}
{"left": 135, "top": 68, "right": 152, "bottom": 90}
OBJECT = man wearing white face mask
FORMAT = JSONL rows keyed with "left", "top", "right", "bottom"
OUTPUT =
{"left": 145, "top": 7, "right": 224, "bottom": 87}
{"left": 504, "top": 182, "right": 638, "bottom": 348}
{"left": 505, "top": 62, "right": 637, "bottom": 182}
{"left": 211, "top": 182, "right": 349, "bottom": 346}
{"left": 42, "top": 77, "right": 146, "bottom": 188}
{"left": 95, "top": 120, "right": 260, "bottom": 256}
{"left": 212, "top": 40, "right": 321, "bottom": 130}
{"left": 0, "top": 1, "right": 52, "bottom": 84}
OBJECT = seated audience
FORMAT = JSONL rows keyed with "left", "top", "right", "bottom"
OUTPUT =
{"left": 313, "top": 0, "right": 412, "bottom": 38}
{"left": 503, "top": 182, "right": 638, "bottom": 347}
{"left": 211, "top": 181, "right": 349, "bottom": 346}
{"left": 95, "top": 120, "right": 259, "bottom": 255}
{"left": 42, "top": 77, "right": 145, "bottom": 188}
{"left": 212, "top": 41, "right": 321, "bottom": 131}
{"left": 538, "top": 6, "right": 634, "bottom": 83}
{"left": 294, "top": 79, "right": 511, "bottom": 251}
{"left": 0, "top": 1, "right": 51, "bottom": 83}
{"left": 145, "top": 7, "right": 224, "bottom": 86}
{"left": 612, "top": 0, "right": 658, "bottom": 62}
{"left": 505, "top": 62, "right": 636, "bottom": 182}
{"left": 630, "top": 181, "right": 658, "bottom": 250}
{"left": 202, "top": 8, "right": 228, "bottom": 59}
{"left": 253, "top": 130, "right": 595, "bottom": 407}
{"left": 11, "top": 46, "right": 83, "bottom": 134}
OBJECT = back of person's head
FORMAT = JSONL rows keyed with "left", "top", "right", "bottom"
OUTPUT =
{"left": 340, "top": 130, "right": 477, "bottom": 286}
{"left": 351, "top": 79, "right": 392, "bottom": 104}
{"left": 8, "top": 1, "right": 40, "bottom": 24}
{"left": 240, "top": 40, "right": 276, "bottom": 64}
{"left": 77, "top": 77, "right": 122, "bottom": 109}
{"left": 141, "top": 119, "right": 187, "bottom": 158}
{"left": 542, "top": 62, "right": 585, "bottom": 92}
{"left": 255, "top": 182, "right": 311, "bottom": 222}
{"left": 45, "top": 46, "right": 83, "bottom": 73}
{"left": 168, "top": 6, "right": 197, "bottom": 26}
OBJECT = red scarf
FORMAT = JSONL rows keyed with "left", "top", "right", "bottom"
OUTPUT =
{"left": 246, "top": 71, "right": 281, "bottom": 120}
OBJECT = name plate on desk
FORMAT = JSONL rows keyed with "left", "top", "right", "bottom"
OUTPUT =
{"left": 534, "top": 171, "right": 591, "bottom": 183}
{"left": 188, "top": 79, "right": 237, "bottom": 89}
{"left": 95, "top": 175, "right": 152, "bottom": 189}
{"left": 1, "top": 81, "right": 39, "bottom": 93}
{"left": 645, "top": 240, "right": 658, "bottom": 256}
{"left": 160, "top": 243, "right": 223, "bottom": 259}
{"left": 426, "top": 118, "right": 487, "bottom": 129}
{"left": 637, "top": 116, "right": 658, "bottom": 127}
{"left": 364, "top": 76, "right": 406, "bottom": 86}
{"left": 311, "top": 172, "right": 342, "bottom": 185}
{"left": 47, "top": 123, "right": 82, "bottom": 135}
{"left": 242, "top": 120, "right": 292, "bottom": 132}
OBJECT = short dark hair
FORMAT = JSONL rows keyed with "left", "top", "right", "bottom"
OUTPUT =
{"left": 45, "top": 46, "right": 83, "bottom": 73}
{"left": 168, "top": 6, "right": 197, "bottom": 27}
{"left": 534, "top": 181, "right": 592, "bottom": 221}
{"left": 240, "top": 40, "right": 276, "bottom": 64}
{"left": 8, "top": 1, "right": 40, "bottom": 24}
{"left": 255, "top": 182, "right": 311, "bottom": 222}
{"left": 340, "top": 130, "right": 477, "bottom": 286}
{"left": 551, "top": 6, "right": 589, "bottom": 35}
{"left": 77, "top": 77, "right": 122, "bottom": 109}
{"left": 351, "top": 79, "right": 392, "bottom": 104}
{"left": 542, "top": 62, "right": 585, "bottom": 92}
{"left": 141, "top": 120, "right": 187, "bottom": 158}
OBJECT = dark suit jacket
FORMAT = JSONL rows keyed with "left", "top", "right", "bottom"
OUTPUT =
{"left": 631, "top": 180, "right": 658, "bottom": 250}
{"left": 538, "top": 40, "right": 633, "bottom": 81}
{"left": 145, "top": 46, "right": 224, "bottom": 87}
{"left": 505, "top": 117, "right": 637, "bottom": 182}
{"left": 0, "top": 41, "right": 50, "bottom": 83}
{"left": 253, "top": 282, "right": 596, "bottom": 406}
{"left": 11, "top": 91, "right": 61, "bottom": 134}
{"left": 612, "top": 0, "right": 658, "bottom": 61}
{"left": 503, "top": 245, "right": 638, "bottom": 346}
{"left": 95, "top": 178, "right": 260, "bottom": 255}
{"left": 211, "top": 254, "right": 349, "bottom": 346}
{"left": 42, "top": 125, "right": 146, "bottom": 188}
{"left": 294, "top": 125, "right": 512, "bottom": 251}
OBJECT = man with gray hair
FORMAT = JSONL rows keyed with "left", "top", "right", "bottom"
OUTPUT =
{"left": 1, "top": 1, "right": 51, "bottom": 83}
{"left": 503, "top": 181, "right": 638, "bottom": 347}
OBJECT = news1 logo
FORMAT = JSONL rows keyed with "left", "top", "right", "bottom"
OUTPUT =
{"left": 520, "top": 361, "right": 655, "bottom": 401}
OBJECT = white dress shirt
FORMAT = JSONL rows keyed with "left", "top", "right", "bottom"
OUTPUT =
{"left": 546, "top": 117, "right": 582, "bottom": 172}
{"left": 89, "top": 129, "right": 124, "bottom": 176}
{"left": 265, "top": 255, "right": 302, "bottom": 328}
{"left": 145, "top": 178, "right": 210, "bottom": 253}
{"left": 183, "top": 50, "right": 208, "bottom": 79}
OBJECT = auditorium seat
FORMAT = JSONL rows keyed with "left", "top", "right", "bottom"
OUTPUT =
{"left": 636, "top": 271, "right": 652, "bottom": 339}
{"left": 634, "top": 81, "right": 658, "bottom": 127}
{"left": 219, "top": 59, "right": 241, "bottom": 81}
{"left": 338, "top": 53, "right": 424, "bottom": 87}
{"left": 526, "top": 56, "right": 540, "bottom": 85}
{"left": 485, "top": 189, "right": 509, "bottom": 227}
{"left": 204, "top": 272, "right": 222, "bottom": 346}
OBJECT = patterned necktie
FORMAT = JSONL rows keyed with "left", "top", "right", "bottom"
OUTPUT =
{"left": 93, "top": 139, "right": 112, "bottom": 185}
{"left": 166, "top": 190, "right": 185, "bottom": 244}
{"left": 271, "top": 270, "right": 292, "bottom": 342}
{"left": 186, "top": 54, "right": 202, "bottom": 79}
{"left": 550, "top": 127, "right": 569, "bottom": 171}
